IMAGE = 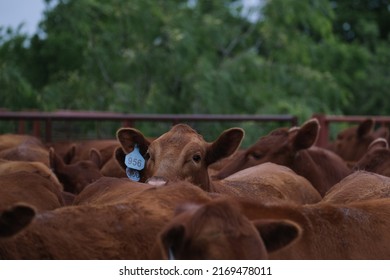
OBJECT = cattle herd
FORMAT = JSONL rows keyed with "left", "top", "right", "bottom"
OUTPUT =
{"left": 1, "top": 117, "right": 390, "bottom": 259}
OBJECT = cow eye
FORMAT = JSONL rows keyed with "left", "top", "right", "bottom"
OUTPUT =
{"left": 192, "top": 154, "right": 202, "bottom": 163}
{"left": 250, "top": 152, "right": 263, "bottom": 160}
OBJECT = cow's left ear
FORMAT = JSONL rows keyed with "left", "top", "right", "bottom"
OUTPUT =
{"left": 252, "top": 219, "right": 302, "bottom": 253}
{"left": 206, "top": 128, "right": 244, "bottom": 166}
{"left": 290, "top": 119, "right": 320, "bottom": 151}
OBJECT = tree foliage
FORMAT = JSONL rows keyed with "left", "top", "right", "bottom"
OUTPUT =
{"left": 1, "top": 0, "right": 390, "bottom": 138}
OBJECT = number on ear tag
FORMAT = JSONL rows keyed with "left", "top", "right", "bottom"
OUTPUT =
{"left": 124, "top": 144, "right": 145, "bottom": 171}
{"left": 126, "top": 168, "right": 141, "bottom": 182}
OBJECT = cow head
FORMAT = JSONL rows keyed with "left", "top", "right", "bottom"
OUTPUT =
{"left": 334, "top": 119, "right": 389, "bottom": 162}
{"left": 156, "top": 198, "right": 301, "bottom": 260}
{"left": 214, "top": 119, "right": 320, "bottom": 179}
{"left": 49, "top": 147, "right": 103, "bottom": 194}
{"left": 116, "top": 124, "right": 244, "bottom": 191}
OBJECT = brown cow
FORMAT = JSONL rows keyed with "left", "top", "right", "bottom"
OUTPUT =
{"left": 353, "top": 138, "right": 390, "bottom": 177}
{"left": 322, "top": 170, "right": 390, "bottom": 204}
{"left": 49, "top": 147, "right": 103, "bottom": 194}
{"left": 73, "top": 177, "right": 152, "bottom": 205}
{"left": 0, "top": 171, "right": 65, "bottom": 212}
{"left": 0, "top": 134, "right": 44, "bottom": 152}
{"left": 332, "top": 118, "right": 389, "bottom": 163}
{"left": 236, "top": 197, "right": 390, "bottom": 259}
{"left": 214, "top": 119, "right": 351, "bottom": 196}
{"left": 0, "top": 182, "right": 212, "bottom": 259}
{"left": 0, "top": 159, "right": 62, "bottom": 190}
{"left": 0, "top": 136, "right": 50, "bottom": 167}
{"left": 115, "top": 124, "right": 321, "bottom": 204}
{"left": 151, "top": 197, "right": 301, "bottom": 260}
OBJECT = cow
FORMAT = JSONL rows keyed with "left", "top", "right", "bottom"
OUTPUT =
{"left": 235, "top": 197, "right": 390, "bottom": 259}
{"left": 0, "top": 159, "right": 62, "bottom": 190}
{"left": 151, "top": 197, "right": 301, "bottom": 260}
{"left": 73, "top": 177, "right": 152, "bottom": 206}
{"left": 331, "top": 118, "right": 389, "bottom": 163}
{"left": 353, "top": 138, "right": 390, "bottom": 177}
{"left": 115, "top": 124, "right": 321, "bottom": 204}
{"left": 0, "top": 134, "right": 44, "bottom": 152}
{"left": 322, "top": 170, "right": 390, "bottom": 204}
{"left": 0, "top": 171, "right": 65, "bottom": 212}
{"left": 0, "top": 181, "right": 212, "bottom": 259}
{"left": 49, "top": 147, "right": 103, "bottom": 194}
{"left": 213, "top": 119, "right": 351, "bottom": 197}
{"left": 0, "top": 136, "right": 50, "bottom": 167}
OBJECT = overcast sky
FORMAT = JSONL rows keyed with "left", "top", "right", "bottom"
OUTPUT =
{"left": 0, "top": 0, "right": 263, "bottom": 36}
{"left": 0, "top": 0, "right": 46, "bottom": 34}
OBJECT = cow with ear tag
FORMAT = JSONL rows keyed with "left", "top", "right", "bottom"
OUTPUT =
{"left": 116, "top": 124, "right": 244, "bottom": 191}
{"left": 214, "top": 119, "right": 351, "bottom": 197}
{"left": 115, "top": 124, "right": 322, "bottom": 205}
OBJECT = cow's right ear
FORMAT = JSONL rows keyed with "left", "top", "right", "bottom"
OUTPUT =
{"left": 49, "top": 147, "right": 65, "bottom": 172}
{"left": 116, "top": 128, "right": 151, "bottom": 156}
{"left": 290, "top": 119, "right": 320, "bottom": 151}
{"left": 206, "top": 128, "right": 245, "bottom": 166}
{"left": 253, "top": 219, "right": 302, "bottom": 253}
{"left": 357, "top": 119, "right": 374, "bottom": 138}
{"left": 0, "top": 204, "right": 36, "bottom": 237}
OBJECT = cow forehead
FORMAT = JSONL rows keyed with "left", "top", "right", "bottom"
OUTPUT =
{"left": 154, "top": 125, "right": 205, "bottom": 147}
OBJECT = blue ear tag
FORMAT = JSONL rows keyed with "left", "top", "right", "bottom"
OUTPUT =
{"left": 126, "top": 168, "right": 141, "bottom": 181}
{"left": 124, "top": 144, "right": 145, "bottom": 171}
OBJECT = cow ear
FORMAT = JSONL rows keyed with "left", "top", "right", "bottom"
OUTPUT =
{"left": 63, "top": 144, "right": 76, "bottom": 164}
{"left": 159, "top": 224, "right": 186, "bottom": 260}
{"left": 114, "top": 146, "right": 127, "bottom": 171}
{"left": 49, "top": 147, "right": 65, "bottom": 171}
{"left": 0, "top": 204, "right": 36, "bottom": 237}
{"left": 253, "top": 219, "right": 302, "bottom": 253}
{"left": 373, "top": 126, "right": 389, "bottom": 140}
{"left": 116, "top": 128, "right": 150, "bottom": 155}
{"left": 357, "top": 119, "right": 374, "bottom": 138}
{"left": 89, "top": 148, "right": 103, "bottom": 169}
{"left": 368, "top": 138, "right": 388, "bottom": 151}
{"left": 291, "top": 119, "right": 319, "bottom": 150}
{"left": 206, "top": 128, "right": 244, "bottom": 165}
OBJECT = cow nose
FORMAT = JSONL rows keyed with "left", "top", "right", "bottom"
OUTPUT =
{"left": 146, "top": 176, "right": 168, "bottom": 186}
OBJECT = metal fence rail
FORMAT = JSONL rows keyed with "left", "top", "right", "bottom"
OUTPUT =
{"left": 0, "top": 110, "right": 298, "bottom": 142}
{"left": 313, "top": 114, "right": 390, "bottom": 147}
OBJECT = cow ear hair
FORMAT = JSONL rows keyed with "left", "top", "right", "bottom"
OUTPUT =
{"left": 290, "top": 119, "right": 319, "bottom": 150}
{"left": 0, "top": 204, "right": 36, "bottom": 237}
{"left": 159, "top": 224, "right": 186, "bottom": 260}
{"left": 368, "top": 138, "right": 388, "bottom": 151}
{"left": 252, "top": 219, "right": 302, "bottom": 253}
{"left": 357, "top": 119, "right": 374, "bottom": 138}
{"left": 206, "top": 128, "right": 244, "bottom": 165}
{"left": 49, "top": 147, "right": 65, "bottom": 171}
{"left": 116, "top": 128, "right": 151, "bottom": 155}
{"left": 89, "top": 148, "right": 103, "bottom": 168}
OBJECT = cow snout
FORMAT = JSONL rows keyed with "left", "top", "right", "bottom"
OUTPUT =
{"left": 146, "top": 176, "right": 168, "bottom": 186}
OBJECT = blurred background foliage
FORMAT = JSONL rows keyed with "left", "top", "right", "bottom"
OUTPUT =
{"left": 1, "top": 0, "right": 390, "bottom": 142}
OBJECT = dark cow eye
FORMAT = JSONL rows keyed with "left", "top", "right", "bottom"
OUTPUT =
{"left": 251, "top": 152, "right": 263, "bottom": 160}
{"left": 192, "top": 154, "right": 202, "bottom": 163}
